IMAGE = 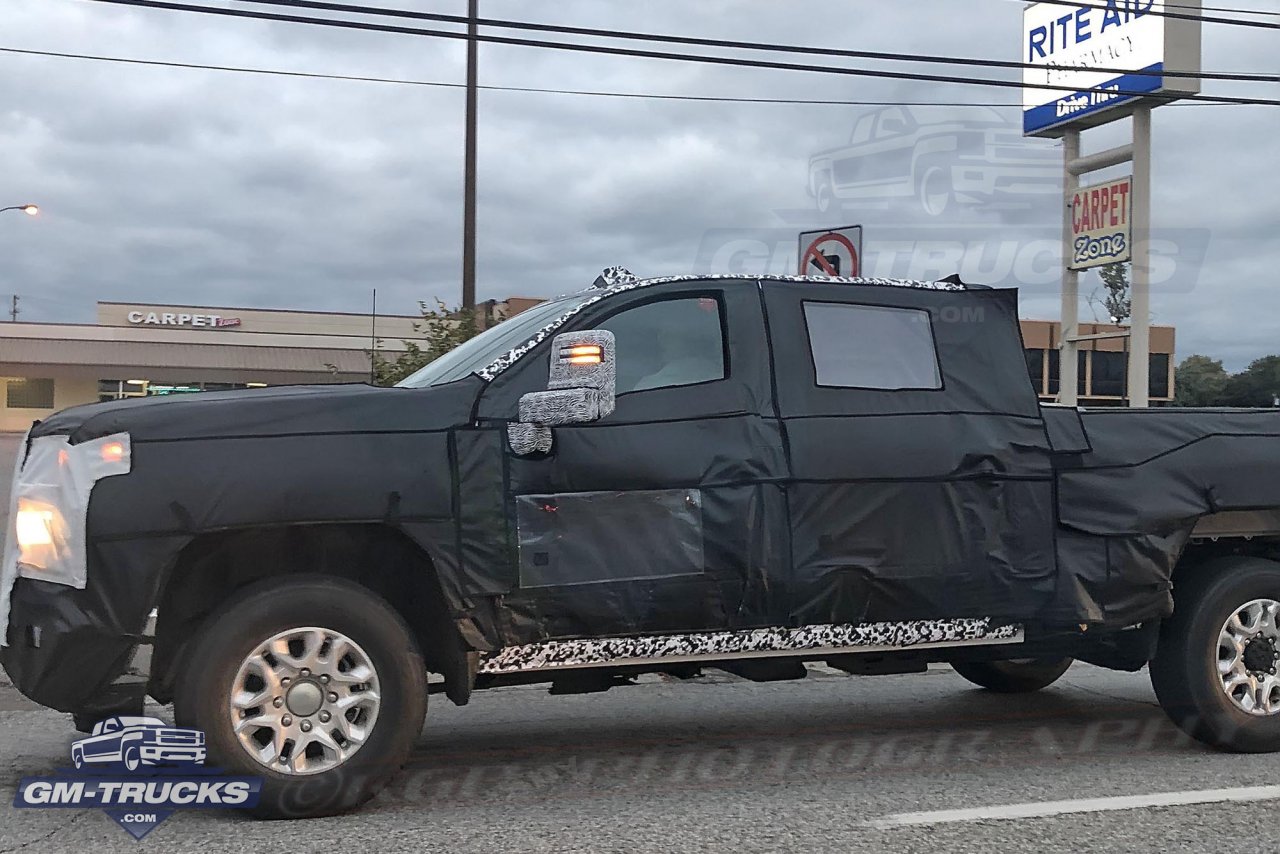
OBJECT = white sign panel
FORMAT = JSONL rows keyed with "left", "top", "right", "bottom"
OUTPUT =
{"left": 1068, "top": 175, "right": 1133, "bottom": 270}
{"left": 798, "top": 225, "right": 862, "bottom": 278}
{"left": 1022, "top": 1, "right": 1201, "bottom": 137}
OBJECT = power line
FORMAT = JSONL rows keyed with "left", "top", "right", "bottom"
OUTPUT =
{"left": 1163, "top": 1, "right": 1280, "bottom": 15}
{"left": 222, "top": 0, "right": 1275, "bottom": 82}
{"left": 0, "top": 45, "right": 1255, "bottom": 109}
{"left": 998, "top": 0, "right": 1280, "bottom": 29}
{"left": 82, "top": 0, "right": 1280, "bottom": 107}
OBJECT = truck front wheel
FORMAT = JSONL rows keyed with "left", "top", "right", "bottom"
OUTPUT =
{"left": 174, "top": 575, "right": 427, "bottom": 818}
{"left": 951, "top": 657, "right": 1072, "bottom": 693}
{"left": 1151, "top": 557, "right": 1280, "bottom": 752}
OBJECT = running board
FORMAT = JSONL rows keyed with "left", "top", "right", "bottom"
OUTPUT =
{"left": 478, "top": 618, "right": 1023, "bottom": 675}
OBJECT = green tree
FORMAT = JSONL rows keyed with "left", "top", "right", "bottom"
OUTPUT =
{"left": 1223, "top": 355, "right": 1280, "bottom": 408}
{"left": 1096, "top": 262, "right": 1131, "bottom": 324}
{"left": 1173, "top": 355, "right": 1230, "bottom": 407}
{"left": 370, "top": 300, "right": 490, "bottom": 386}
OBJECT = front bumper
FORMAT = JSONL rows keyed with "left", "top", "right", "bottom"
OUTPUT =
{"left": 1, "top": 576, "right": 149, "bottom": 716}
{"left": 141, "top": 744, "right": 206, "bottom": 764}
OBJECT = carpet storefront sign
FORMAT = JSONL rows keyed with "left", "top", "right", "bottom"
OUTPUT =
{"left": 1021, "top": 0, "right": 1203, "bottom": 137}
{"left": 127, "top": 311, "right": 242, "bottom": 328}
{"left": 1068, "top": 175, "right": 1133, "bottom": 270}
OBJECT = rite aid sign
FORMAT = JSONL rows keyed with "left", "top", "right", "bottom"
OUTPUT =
{"left": 1022, "top": 0, "right": 1202, "bottom": 137}
{"left": 128, "top": 310, "right": 242, "bottom": 328}
{"left": 1069, "top": 175, "right": 1133, "bottom": 270}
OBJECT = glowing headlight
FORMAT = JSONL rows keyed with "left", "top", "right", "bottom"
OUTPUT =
{"left": 15, "top": 502, "right": 55, "bottom": 549}
{"left": 2, "top": 432, "right": 131, "bottom": 594}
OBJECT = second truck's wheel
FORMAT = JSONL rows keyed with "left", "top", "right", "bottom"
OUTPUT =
{"left": 123, "top": 744, "right": 141, "bottom": 771}
{"left": 1151, "top": 557, "right": 1280, "bottom": 753}
{"left": 951, "top": 657, "right": 1073, "bottom": 693}
{"left": 174, "top": 575, "right": 427, "bottom": 818}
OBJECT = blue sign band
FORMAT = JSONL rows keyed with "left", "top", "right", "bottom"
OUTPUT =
{"left": 1024, "top": 63, "right": 1164, "bottom": 135}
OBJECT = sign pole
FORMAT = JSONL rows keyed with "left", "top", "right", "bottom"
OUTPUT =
{"left": 1127, "top": 107, "right": 1153, "bottom": 408}
{"left": 1059, "top": 130, "right": 1081, "bottom": 407}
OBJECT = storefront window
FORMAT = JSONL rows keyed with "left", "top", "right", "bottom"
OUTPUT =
{"left": 7, "top": 378, "right": 55, "bottom": 409}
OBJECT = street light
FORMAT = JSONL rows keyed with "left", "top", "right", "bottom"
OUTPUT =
{"left": 1, "top": 205, "right": 38, "bottom": 216}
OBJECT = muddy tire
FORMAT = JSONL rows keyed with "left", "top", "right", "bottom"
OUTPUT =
{"left": 1151, "top": 557, "right": 1280, "bottom": 753}
{"left": 174, "top": 575, "right": 427, "bottom": 818}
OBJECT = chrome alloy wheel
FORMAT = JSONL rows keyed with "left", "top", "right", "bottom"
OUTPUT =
{"left": 1218, "top": 599, "right": 1280, "bottom": 716}
{"left": 229, "top": 626, "right": 381, "bottom": 775}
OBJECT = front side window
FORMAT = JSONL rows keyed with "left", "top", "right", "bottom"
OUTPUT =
{"left": 598, "top": 296, "right": 726, "bottom": 394}
{"left": 397, "top": 293, "right": 594, "bottom": 388}
{"left": 803, "top": 302, "right": 941, "bottom": 390}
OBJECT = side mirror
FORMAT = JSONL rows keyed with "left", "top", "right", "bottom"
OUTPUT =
{"left": 508, "top": 330, "right": 616, "bottom": 455}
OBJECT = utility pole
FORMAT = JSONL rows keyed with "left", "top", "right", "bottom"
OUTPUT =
{"left": 9, "top": 295, "right": 18, "bottom": 322}
{"left": 369, "top": 287, "right": 377, "bottom": 384}
{"left": 461, "top": 0, "right": 478, "bottom": 311}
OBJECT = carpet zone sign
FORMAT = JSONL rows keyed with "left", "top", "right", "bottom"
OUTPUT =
{"left": 1068, "top": 176, "right": 1133, "bottom": 270}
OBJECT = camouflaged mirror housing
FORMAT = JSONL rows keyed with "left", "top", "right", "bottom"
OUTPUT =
{"left": 509, "top": 330, "right": 616, "bottom": 455}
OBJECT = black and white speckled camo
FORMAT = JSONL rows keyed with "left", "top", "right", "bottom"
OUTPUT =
{"left": 476, "top": 272, "right": 964, "bottom": 382}
{"left": 478, "top": 617, "right": 1021, "bottom": 674}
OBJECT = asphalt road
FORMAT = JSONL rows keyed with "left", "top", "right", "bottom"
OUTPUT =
{"left": 3, "top": 662, "right": 1280, "bottom": 853}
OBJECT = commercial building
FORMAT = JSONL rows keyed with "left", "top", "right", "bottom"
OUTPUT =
{"left": 0, "top": 298, "right": 537, "bottom": 432}
{"left": 1022, "top": 319, "right": 1176, "bottom": 405}
{"left": 0, "top": 298, "right": 1174, "bottom": 431}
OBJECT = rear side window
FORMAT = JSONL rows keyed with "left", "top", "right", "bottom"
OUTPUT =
{"left": 802, "top": 302, "right": 942, "bottom": 390}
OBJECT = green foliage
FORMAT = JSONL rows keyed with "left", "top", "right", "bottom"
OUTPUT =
{"left": 1223, "top": 356, "right": 1280, "bottom": 408}
{"left": 1173, "top": 355, "right": 1229, "bottom": 407}
{"left": 1174, "top": 354, "right": 1280, "bottom": 408}
{"left": 1096, "top": 262, "right": 1131, "bottom": 324}
{"left": 370, "top": 300, "right": 490, "bottom": 387}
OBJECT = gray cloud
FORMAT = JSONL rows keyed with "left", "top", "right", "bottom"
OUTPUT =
{"left": 1, "top": 0, "right": 1276, "bottom": 368}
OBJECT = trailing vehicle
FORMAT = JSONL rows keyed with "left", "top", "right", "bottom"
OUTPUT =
{"left": 4, "top": 268, "right": 1280, "bottom": 817}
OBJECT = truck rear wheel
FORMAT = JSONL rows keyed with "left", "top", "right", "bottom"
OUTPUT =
{"left": 951, "top": 657, "right": 1072, "bottom": 693}
{"left": 1151, "top": 557, "right": 1280, "bottom": 752}
{"left": 174, "top": 575, "right": 427, "bottom": 818}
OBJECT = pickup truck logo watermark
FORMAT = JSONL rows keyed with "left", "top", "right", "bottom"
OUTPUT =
{"left": 807, "top": 106, "right": 1060, "bottom": 217}
{"left": 696, "top": 105, "right": 1210, "bottom": 293}
{"left": 14, "top": 716, "right": 261, "bottom": 840}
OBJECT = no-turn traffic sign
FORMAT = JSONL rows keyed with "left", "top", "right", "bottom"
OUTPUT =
{"left": 798, "top": 225, "right": 862, "bottom": 278}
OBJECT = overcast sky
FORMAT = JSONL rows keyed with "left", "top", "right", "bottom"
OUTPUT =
{"left": 3, "top": 0, "right": 1277, "bottom": 367}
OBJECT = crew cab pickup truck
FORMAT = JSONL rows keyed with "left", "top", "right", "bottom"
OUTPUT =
{"left": 5, "top": 269, "right": 1280, "bottom": 818}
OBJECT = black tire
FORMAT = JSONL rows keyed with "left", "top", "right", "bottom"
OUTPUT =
{"left": 174, "top": 575, "right": 427, "bottom": 819}
{"left": 71, "top": 748, "right": 84, "bottom": 770}
{"left": 951, "top": 657, "right": 1073, "bottom": 693}
{"left": 1150, "top": 556, "right": 1280, "bottom": 753}
{"left": 123, "top": 744, "right": 141, "bottom": 771}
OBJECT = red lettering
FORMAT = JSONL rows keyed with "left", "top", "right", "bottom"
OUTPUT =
{"left": 1114, "top": 181, "right": 1130, "bottom": 225}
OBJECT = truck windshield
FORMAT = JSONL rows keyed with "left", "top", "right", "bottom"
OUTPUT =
{"left": 397, "top": 292, "right": 594, "bottom": 388}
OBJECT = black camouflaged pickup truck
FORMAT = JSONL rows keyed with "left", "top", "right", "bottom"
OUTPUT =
{"left": 5, "top": 269, "right": 1280, "bottom": 817}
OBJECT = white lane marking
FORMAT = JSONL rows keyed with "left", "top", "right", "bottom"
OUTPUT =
{"left": 866, "top": 786, "right": 1280, "bottom": 828}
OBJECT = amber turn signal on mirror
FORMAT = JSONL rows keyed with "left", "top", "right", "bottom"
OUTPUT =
{"left": 560, "top": 344, "right": 604, "bottom": 365}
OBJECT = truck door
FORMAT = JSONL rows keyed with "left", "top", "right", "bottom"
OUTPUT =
{"left": 760, "top": 281, "right": 1057, "bottom": 626}
{"left": 478, "top": 281, "right": 788, "bottom": 642}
